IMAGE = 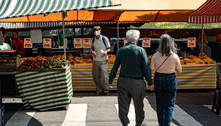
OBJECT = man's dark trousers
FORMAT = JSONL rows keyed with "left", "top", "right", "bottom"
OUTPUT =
{"left": 117, "top": 77, "right": 146, "bottom": 126}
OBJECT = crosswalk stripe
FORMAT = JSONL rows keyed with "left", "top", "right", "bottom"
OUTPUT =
{"left": 4, "top": 96, "right": 213, "bottom": 126}
{"left": 115, "top": 104, "right": 136, "bottom": 126}
{"left": 5, "top": 111, "right": 35, "bottom": 126}
{"left": 61, "top": 104, "right": 87, "bottom": 126}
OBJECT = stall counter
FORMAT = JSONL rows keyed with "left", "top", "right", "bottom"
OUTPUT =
{"left": 72, "top": 64, "right": 217, "bottom": 91}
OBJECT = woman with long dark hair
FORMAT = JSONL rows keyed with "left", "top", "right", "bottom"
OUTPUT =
{"left": 151, "top": 34, "right": 182, "bottom": 126}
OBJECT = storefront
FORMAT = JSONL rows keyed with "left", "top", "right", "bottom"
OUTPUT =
{"left": 1, "top": 23, "right": 219, "bottom": 92}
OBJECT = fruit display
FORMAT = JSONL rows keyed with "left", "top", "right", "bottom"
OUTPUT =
{"left": 19, "top": 59, "right": 45, "bottom": 70}
{"left": 19, "top": 51, "right": 216, "bottom": 70}
{"left": 74, "top": 57, "right": 84, "bottom": 64}
{"left": 44, "top": 59, "right": 67, "bottom": 69}
{"left": 148, "top": 52, "right": 216, "bottom": 65}
{"left": 180, "top": 52, "right": 216, "bottom": 65}
{"left": 108, "top": 54, "right": 116, "bottom": 64}
{"left": 20, "top": 54, "right": 69, "bottom": 70}
{"left": 68, "top": 54, "right": 115, "bottom": 64}
{"left": 20, "top": 54, "right": 117, "bottom": 67}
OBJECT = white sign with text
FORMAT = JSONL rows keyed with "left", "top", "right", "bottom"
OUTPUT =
{"left": 74, "top": 38, "right": 83, "bottom": 48}
{"left": 43, "top": 38, "right": 52, "bottom": 48}
{"left": 24, "top": 38, "right": 33, "bottom": 48}
{"left": 142, "top": 38, "right": 151, "bottom": 48}
{"left": 187, "top": 37, "right": 196, "bottom": 48}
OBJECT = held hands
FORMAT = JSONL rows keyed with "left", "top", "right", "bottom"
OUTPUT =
{"left": 148, "top": 84, "right": 154, "bottom": 91}
{"left": 108, "top": 84, "right": 113, "bottom": 88}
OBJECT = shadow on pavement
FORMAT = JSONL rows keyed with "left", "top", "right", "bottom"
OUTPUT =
{"left": 146, "top": 96, "right": 181, "bottom": 126}
{"left": 28, "top": 118, "right": 43, "bottom": 126}
{"left": 146, "top": 92, "right": 221, "bottom": 126}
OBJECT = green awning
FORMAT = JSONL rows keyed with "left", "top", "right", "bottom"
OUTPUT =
{"left": 130, "top": 22, "right": 221, "bottom": 29}
{"left": 0, "top": 0, "right": 120, "bottom": 19}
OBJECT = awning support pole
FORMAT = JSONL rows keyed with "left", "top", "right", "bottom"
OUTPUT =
{"left": 201, "top": 23, "right": 204, "bottom": 52}
{"left": 117, "top": 17, "right": 119, "bottom": 50}
{"left": 62, "top": 12, "right": 66, "bottom": 61}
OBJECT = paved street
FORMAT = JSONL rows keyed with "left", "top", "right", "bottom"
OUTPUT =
{"left": 2, "top": 92, "right": 221, "bottom": 126}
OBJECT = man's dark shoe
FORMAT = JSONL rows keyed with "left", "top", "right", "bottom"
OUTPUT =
{"left": 104, "top": 92, "right": 109, "bottom": 96}
{"left": 136, "top": 124, "right": 146, "bottom": 126}
{"left": 96, "top": 92, "right": 103, "bottom": 96}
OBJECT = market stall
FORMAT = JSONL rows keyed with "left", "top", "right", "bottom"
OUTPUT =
{"left": 1, "top": 0, "right": 219, "bottom": 94}
{"left": 188, "top": 0, "right": 221, "bottom": 115}
{"left": 0, "top": 0, "right": 121, "bottom": 114}
{"left": 71, "top": 52, "right": 217, "bottom": 91}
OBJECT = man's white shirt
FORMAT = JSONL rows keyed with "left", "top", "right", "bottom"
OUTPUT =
{"left": 93, "top": 35, "right": 110, "bottom": 61}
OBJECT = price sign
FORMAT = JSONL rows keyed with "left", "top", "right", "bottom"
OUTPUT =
{"left": 24, "top": 38, "right": 32, "bottom": 48}
{"left": 124, "top": 38, "right": 127, "bottom": 45}
{"left": 59, "top": 38, "right": 68, "bottom": 48}
{"left": 187, "top": 37, "right": 196, "bottom": 48}
{"left": 83, "top": 38, "right": 92, "bottom": 48}
{"left": 74, "top": 38, "right": 83, "bottom": 48}
{"left": 43, "top": 38, "right": 52, "bottom": 48}
{"left": 142, "top": 38, "right": 151, "bottom": 48}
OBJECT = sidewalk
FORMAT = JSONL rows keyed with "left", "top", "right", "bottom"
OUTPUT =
{"left": 3, "top": 92, "right": 221, "bottom": 126}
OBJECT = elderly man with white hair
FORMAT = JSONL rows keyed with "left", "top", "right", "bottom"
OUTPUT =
{"left": 109, "top": 30, "right": 153, "bottom": 126}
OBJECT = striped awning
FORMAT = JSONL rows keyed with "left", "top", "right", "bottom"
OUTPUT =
{"left": 188, "top": 0, "right": 221, "bottom": 24}
{"left": 0, "top": 21, "right": 115, "bottom": 29}
{"left": 0, "top": 0, "right": 120, "bottom": 19}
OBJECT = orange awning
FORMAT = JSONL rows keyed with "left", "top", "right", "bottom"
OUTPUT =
{"left": 0, "top": 10, "right": 194, "bottom": 23}
{"left": 0, "top": 0, "right": 205, "bottom": 23}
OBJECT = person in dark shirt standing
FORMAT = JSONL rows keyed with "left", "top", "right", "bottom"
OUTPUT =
{"left": 109, "top": 30, "right": 153, "bottom": 126}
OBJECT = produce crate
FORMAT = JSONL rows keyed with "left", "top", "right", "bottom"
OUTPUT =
{"left": 15, "top": 65, "right": 73, "bottom": 111}
{"left": 71, "top": 64, "right": 216, "bottom": 91}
